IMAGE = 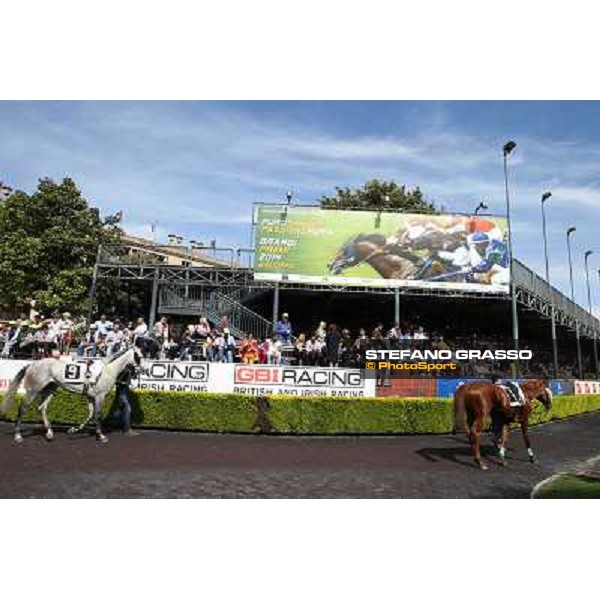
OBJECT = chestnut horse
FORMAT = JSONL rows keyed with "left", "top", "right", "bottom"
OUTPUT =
{"left": 328, "top": 233, "right": 437, "bottom": 280}
{"left": 453, "top": 379, "right": 553, "bottom": 470}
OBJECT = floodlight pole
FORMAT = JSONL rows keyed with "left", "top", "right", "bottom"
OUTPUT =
{"left": 567, "top": 227, "right": 582, "bottom": 379}
{"left": 541, "top": 192, "right": 558, "bottom": 378}
{"left": 503, "top": 141, "right": 520, "bottom": 377}
{"left": 584, "top": 251, "right": 598, "bottom": 378}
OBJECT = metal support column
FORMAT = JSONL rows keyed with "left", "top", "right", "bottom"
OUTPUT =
{"left": 149, "top": 267, "right": 160, "bottom": 328}
{"left": 272, "top": 282, "right": 280, "bottom": 331}
{"left": 394, "top": 288, "right": 400, "bottom": 324}
{"left": 87, "top": 244, "right": 102, "bottom": 324}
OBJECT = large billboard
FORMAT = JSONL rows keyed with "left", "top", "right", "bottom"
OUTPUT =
{"left": 253, "top": 205, "right": 510, "bottom": 293}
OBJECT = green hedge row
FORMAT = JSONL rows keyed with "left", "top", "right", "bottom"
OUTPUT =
{"left": 2, "top": 391, "right": 600, "bottom": 435}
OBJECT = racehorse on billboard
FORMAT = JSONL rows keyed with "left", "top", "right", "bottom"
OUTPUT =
{"left": 0, "top": 346, "right": 145, "bottom": 444}
{"left": 328, "top": 233, "right": 446, "bottom": 280}
{"left": 453, "top": 379, "right": 553, "bottom": 470}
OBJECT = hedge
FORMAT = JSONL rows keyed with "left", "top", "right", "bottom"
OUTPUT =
{"left": 2, "top": 390, "right": 600, "bottom": 435}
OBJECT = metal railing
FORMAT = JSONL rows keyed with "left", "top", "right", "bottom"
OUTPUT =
{"left": 159, "top": 286, "right": 271, "bottom": 340}
{"left": 513, "top": 259, "right": 599, "bottom": 333}
{"left": 99, "top": 243, "right": 238, "bottom": 268}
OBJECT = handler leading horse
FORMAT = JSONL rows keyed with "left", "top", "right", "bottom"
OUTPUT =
{"left": 0, "top": 346, "right": 143, "bottom": 444}
{"left": 454, "top": 379, "right": 552, "bottom": 470}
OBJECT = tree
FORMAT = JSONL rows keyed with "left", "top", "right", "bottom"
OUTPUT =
{"left": 0, "top": 177, "right": 122, "bottom": 317}
{"left": 319, "top": 179, "right": 438, "bottom": 214}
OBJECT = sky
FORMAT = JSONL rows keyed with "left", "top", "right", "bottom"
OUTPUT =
{"left": 2, "top": 100, "right": 600, "bottom": 312}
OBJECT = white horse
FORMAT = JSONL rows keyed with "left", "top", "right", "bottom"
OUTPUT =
{"left": 0, "top": 346, "right": 144, "bottom": 444}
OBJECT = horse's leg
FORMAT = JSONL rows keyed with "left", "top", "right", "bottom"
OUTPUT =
{"left": 14, "top": 389, "right": 37, "bottom": 444}
{"left": 38, "top": 388, "right": 55, "bottom": 441}
{"left": 67, "top": 400, "right": 94, "bottom": 434}
{"left": 520, "top": 419, "right": 536, "bottom": 462}
{"left": 93, "top": 396, "right": 108, "bottom": 443}
{"left": 497, "top": 424, "right": 509, "bottom": 466}
{"left": 471, "top": 416, "right": 488, "bottom": 470}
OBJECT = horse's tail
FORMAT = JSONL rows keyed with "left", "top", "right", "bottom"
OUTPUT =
{"left": 0, "top": 364, "right": 29, "bottom": 418}
{"left": 452, "top": 388, "right": 467, "bottom": 435}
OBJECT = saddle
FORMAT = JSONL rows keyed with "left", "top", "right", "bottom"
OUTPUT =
{"left": 498, "top": 382, "right": 526, "bottom": 408}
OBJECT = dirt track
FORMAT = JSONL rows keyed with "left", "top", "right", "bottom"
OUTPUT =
{"left": 1, "top": 412, "right": 598, "bottom": 498}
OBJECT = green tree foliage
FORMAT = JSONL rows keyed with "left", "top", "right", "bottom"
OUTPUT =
{"left": 319, "top": 179, "right": 438, "bottom": 214}
{"left": 0, "top": 177, "right": 122, "bottom": 317}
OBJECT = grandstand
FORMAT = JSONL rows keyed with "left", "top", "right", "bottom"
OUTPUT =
{"left": 92, "top": 207, "right": 600, "bottom": 379}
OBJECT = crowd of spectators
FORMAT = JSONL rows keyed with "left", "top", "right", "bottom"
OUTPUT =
{"left": 0, "top": 308, "right": 595, "bottom": 379}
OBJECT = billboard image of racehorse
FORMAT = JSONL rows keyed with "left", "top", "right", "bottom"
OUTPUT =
{"left": 253, "top": 205, "right": 509, "bottom": 293}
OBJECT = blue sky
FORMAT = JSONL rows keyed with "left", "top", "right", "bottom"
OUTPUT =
{"left": 2, "top": 100, "right": 600, "bottom": 312}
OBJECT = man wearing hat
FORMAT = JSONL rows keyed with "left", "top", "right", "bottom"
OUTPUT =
{"left": 275, "top": 312, "right": 293, "bottom": 344}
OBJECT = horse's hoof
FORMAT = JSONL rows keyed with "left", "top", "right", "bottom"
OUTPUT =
{"left": 67, "top": 427, "right": 77, "bottom": 435}
{"left": 98, "top": 435, "right": 108, "bottom": 444}
{"left": 45, "top": 431, "right": 54, "bottom": 441}
{"left": 475, "top": 461, "right": 489, "bottom": 471}
{"left": 529, "top": 455, "right": 537, "bottom": 463}
{"left": 14, "top": 435, "right": 23, "bottom": 444}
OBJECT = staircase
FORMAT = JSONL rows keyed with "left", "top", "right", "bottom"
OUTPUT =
{"left": 158, "top": 286, "right": 272, "bottom": 340}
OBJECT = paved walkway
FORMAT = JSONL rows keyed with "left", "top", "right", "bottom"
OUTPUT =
{"left": 1, "top": 411, "right": 599, "bottom": 498}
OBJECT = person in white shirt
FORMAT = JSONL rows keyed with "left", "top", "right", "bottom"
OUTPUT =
{"left": 133, "top": 317, "right": 148, "bottom": 340}
{"left": 94, "top": 314, "right": 112, "bottom": 337}
{"left": 413, "top": 326, "right": 428, "bottom": 340}
{"left": 47, "top": 317, "right": 61, "bottom": 345}
{"left": 265, "top": 334, "right": 282, "bottom": 365}
{"left": 58, "top": 312, "right": 73, "bottom": 354}
{"left": 106, "top": 323, "right": 125, "bottom": 355}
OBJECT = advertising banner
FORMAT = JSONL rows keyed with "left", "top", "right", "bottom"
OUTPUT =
{"left": 137, "top": 361, "right": 227, "bottom": 393}
{"left": 0, "top": 360, "right": 376, "bottom": 398}
{"left": 0, "top": 360, "right": 27, "bottom": 393}
{"left": 574, "top": 380, "right": 600, "bottom": 395}
{"left": 253, "top": 205, "right": 510, "bottom": 293}
{"left": 233, "top": 365, "right": 376, "bottom": 397}
{"left": 435, "top": 378, "right": 575, "bottom": 399}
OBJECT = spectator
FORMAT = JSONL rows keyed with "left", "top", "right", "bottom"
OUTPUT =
{"left": 153, "top": 316, "right": 170, "bottom": 358}
{"left": 293, "top": 333, "right": 307, "bottom": 365}
{"left": 195, "top": 317, "right": 211, "bottom": 340}
{"left": 389, "top": 322, "right": 402, "bottom": 348}
{"left": 264, "top": 333, "right": 282, "bottom": 365}
{"left": 414, "top": 326, "right": 428, "bottom": 340}
{"left": 107, "top": 322, "right": 125, "bottom": 355}
{"left": 94, "top": 314, "right": 112, "bottom": 337}
{"left": 306, "top": 335, "right": 324, "bottom": 366}
{"left": 58, "top": 312, "right": 73, "bottom": 354}
{"left": 275, "top": 312, "right": 293, "bottom": 343}
{"left": 176, "top": 328, "right": 193, "bottom": 360}
{"left": 222, "top": 328, "right": 236, "bottom": 363}
{"left": 133, "top": 317, "right": 148, "bottom": 340}
{"left": 77, "top": 325, "right": 97, "bottom": 357}
{"left": 240, "top": 334, "right": 260, "bottom": 364}
{"left": 325, "top": 324, "right": 341, "bottom": 367}
{"left": 340, "top": 329, "right": 354, "bottom": 366}
{"left": 315, "top": 321, "right": 327, "bottom": 342}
